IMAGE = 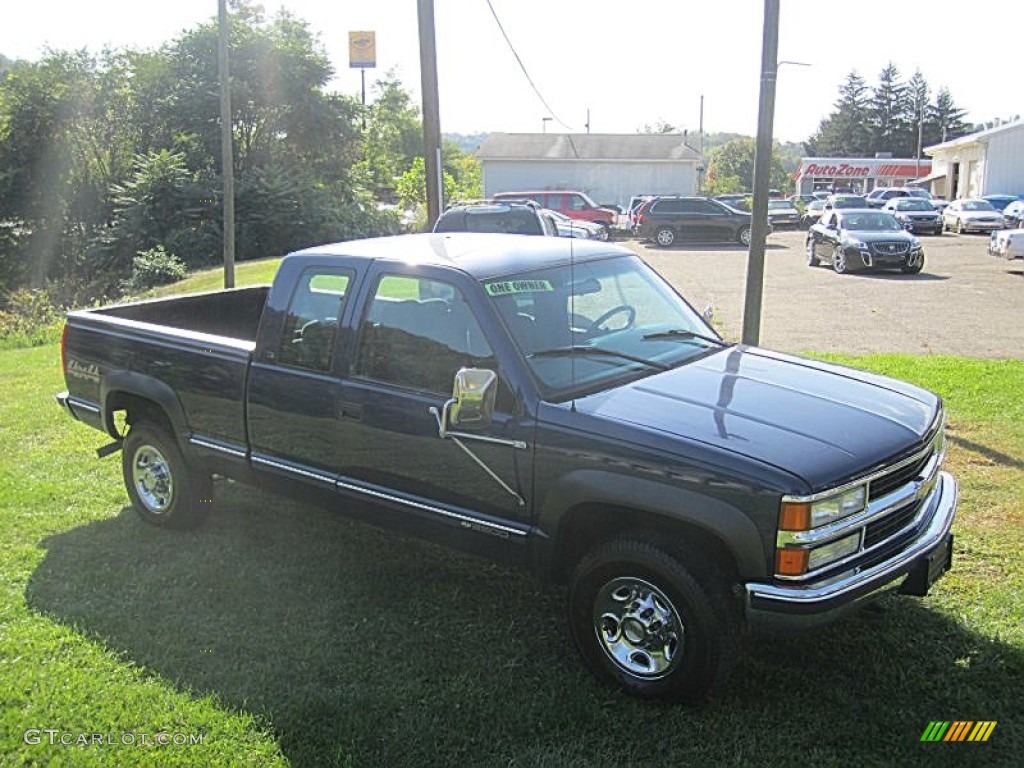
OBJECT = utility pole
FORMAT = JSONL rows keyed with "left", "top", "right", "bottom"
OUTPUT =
{"left": 417, "top": 0, "right": 443, "bottom": 227}
{"left": 740, "top": 0, "right": 780, "bottom": 346}
{"left": 218, "top": 0, "right": 235, "bottom": 289}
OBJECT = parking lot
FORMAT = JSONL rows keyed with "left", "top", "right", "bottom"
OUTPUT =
{"left": 626, "top": 228, "right": 1023, "bottom": 358}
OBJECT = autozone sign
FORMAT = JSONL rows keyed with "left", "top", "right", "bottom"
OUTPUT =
{"left": 796, "top": 158, "right": 931, "bottom": 179}
{"left": 803, "top": 162, "right": 871, "bottom": 177}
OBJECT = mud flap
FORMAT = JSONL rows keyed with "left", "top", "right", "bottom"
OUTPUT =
{"left": 900, "top": 533, "right": 953, "bottom": 597}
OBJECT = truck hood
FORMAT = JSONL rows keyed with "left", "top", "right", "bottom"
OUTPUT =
{"left": 575, "top": 346, "right": 939, "bottom": 491}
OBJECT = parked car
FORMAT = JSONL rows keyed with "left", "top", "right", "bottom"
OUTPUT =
{"left": 636, "top": 196, "right": 766, "bottom": 246}
{"left": 941, "top": 199, "right": 1004, "bottom": 234}
{"left": 789, "top": 194, "right": 817, "bottom": 207}
{"left": 713, "top": 193, "right": 751, "bottom": 211}
{"left": 492, "top": 190, "right": 617, "bottom": 232}
{"left": 806, "top": 209, "right": 925, "bottom": 274}
{"left": 799, "top": 199, "right": 827, "bottom": 228}
{"left": 56, "top": 232, "right": 958, "bottom": 703}
{"left": 988, "top": 228, "right": 1024, "bottom": 260}
{"left": 882, "top": 197, "right": 943, "bottom": 235}
{"left": 767, "top": 198, "right": 801, "bottom": 228}
{"left": 823, "top": 194, "right": 869, "bottom": 213}
{"left": 980, "top": 194, "right": 1021, "bottom": 212}
{"left": 627, "top": 195, "right": 656, "bottom": 233}
{"left": 544, "top": 208, "right": 606, "bottom": 240}
{"left": 434, "top": 200, "right": 557, "bottom": 237}
{"left": 865, "top": 187, "right": 932, "bottom": 209}
{"left": 1001, "top": 199, "right": 1024, "bottom": 229}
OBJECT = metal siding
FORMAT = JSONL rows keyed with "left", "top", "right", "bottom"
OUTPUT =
{"left": 982, "top": 127, "right": 1024, "bottom": 194}
{"left": 482, "top": 160, "right": 697, "bottom": 207}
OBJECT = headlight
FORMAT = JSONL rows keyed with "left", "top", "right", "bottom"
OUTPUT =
{"left": 842, "top": 237, "right": 869, "bottom": 251}
{"left": 779, "top": 484, "right": 867, "bottom": 531}
{"left": 910, "top": 237, "right": 922, "bottom": 250}
{"left": 807, "top": 532, "right": 861, "bottom": 570}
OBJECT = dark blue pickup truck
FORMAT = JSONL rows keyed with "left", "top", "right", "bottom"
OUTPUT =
{"left": 57, "top": 233, "right": 958, "bottom": 702}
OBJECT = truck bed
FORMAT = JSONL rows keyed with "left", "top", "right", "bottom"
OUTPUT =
{"left": 90, "top": 285, "right": 270, "bottom": 342}
{"left": 60, "top": 286, "right": 269, "bottom": 451}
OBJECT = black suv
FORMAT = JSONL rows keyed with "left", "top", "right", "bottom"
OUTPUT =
{"left": 636, "top": 196, "right": 762, "bottom": 246}
{"left": 433, "top": 200, "right": 557, "bottom": 236}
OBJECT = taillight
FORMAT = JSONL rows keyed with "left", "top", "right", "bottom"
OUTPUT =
{"left": 60, "top": 323, "right": 69, "bottom": 374}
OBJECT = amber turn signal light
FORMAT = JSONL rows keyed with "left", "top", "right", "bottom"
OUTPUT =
{"left": 779, "top": 502, "right": 811, "bottom": 532}
{"left": 775, "top": 548, "right": 809, "bottom": 576}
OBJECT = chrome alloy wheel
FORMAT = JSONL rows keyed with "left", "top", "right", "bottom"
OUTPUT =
{"left": 132, "top": 444, "right": 174, "bottom": 513}
{"left": 593, "top": 576, "right": 684, "bottom": 679}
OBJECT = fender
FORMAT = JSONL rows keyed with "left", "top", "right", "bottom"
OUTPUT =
{"left": 534, "top": 469, "right": 770, "bottom": 578}
{"left": 100, "top": 370, "right": 189, "bottom": 445}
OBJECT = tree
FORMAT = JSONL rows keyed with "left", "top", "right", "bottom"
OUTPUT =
{"left": 804, "top": 71, "right": 873, "bottom": 156}
{"left": 356, "top": 73, "right": 424, "bottom": 197}
{"left": 868, "top": 63, "right": 909, "bottom": 155}
{"left": 705, "top": 138, "right": 791, "bottom": 194}
{"left": 931, "top": 87, "right": 970, "bottom": 145}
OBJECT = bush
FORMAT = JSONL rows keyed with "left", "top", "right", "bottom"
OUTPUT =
{"left": 124, "top": 246, "right": 187, "bottom": 292}
{"left": 0, "top": 288, "right": 64, "bottom": 349}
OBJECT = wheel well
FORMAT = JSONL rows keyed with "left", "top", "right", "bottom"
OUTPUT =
{"left": 553, "top": 503, "right": 741, "bottom": 584}
{"left": 105, "top": 392, "right": 175, "bottom": 439}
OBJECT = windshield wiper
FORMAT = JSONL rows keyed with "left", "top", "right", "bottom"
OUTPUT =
{"left": 642, "top": 329, "right": 730, "bottom": 346}
{"left": 528, "top": 345, "right": 670, "bottom": 371}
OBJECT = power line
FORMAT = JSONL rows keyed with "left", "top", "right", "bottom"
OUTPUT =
{"left": 484, "top": 0, "right": 572, "bottom": 130}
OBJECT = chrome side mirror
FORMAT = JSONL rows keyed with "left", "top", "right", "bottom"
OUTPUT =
{"left": 448, "top": 368, "right": 497, "bottom": 429}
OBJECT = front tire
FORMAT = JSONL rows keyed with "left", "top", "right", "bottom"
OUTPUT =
{"left": 956, "top": 218, "right": 964, "bottom": 234}
{"left": 123, "top": 423, "right": 211, "bottom": 529}
{"left": 901, "top": 255, "right": 924, "bottom": 274}
{"left": 655, "top": 227, "right": 676, "bottom": 247}
{"left": 832, "top": 245, "right": 849, "bottom": 274}
{"left": 568, "top": 537, "right": 737, "bottom": 703}
{"left": 806, "top": 238, "right": 820, "bottom": 266}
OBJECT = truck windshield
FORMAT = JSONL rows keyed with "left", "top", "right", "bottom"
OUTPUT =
{"left": 483, "top": 255, "right": 725, "bottom": 398}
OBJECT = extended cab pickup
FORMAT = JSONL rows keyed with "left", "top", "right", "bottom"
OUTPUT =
{"left": 57, "top": 233, "right": 958, "bottom": 702}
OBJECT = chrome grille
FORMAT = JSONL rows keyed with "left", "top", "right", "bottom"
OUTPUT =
{"left": 864, "top": 499, "right": 919, "bottom": 547}
{"left": 871, "top": 241, "right": 910, "bottom": 256}
{"left": 869, "top": 449, "right": 933, "bottom": 500}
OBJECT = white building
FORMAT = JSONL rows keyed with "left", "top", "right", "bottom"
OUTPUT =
{"left": 923, "top": 119, "right": 1024, "bottom": 199}
{"left": 476, "top": 133, "right": 702, "bottom": 208}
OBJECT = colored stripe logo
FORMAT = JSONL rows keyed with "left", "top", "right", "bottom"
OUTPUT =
{"left": 921, "top": 721, "right": 997, "bottom": 742}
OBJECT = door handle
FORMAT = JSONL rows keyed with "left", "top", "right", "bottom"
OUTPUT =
{"left": 337, "top": 401, "right": 363, "bottom": 422}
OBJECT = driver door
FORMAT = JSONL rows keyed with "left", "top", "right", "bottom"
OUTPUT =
{"left": 334, "top": 264, "right": 534, "bottom": 542}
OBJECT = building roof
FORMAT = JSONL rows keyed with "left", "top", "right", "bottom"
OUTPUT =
{"left": 476, "top": 132, "right": 702, "bottom": 162}
{"left": 291, "top": 233, "right": 632, "bottom": 281}
{"left": 924, "top": 118, "right": 1024, "bottom": 155}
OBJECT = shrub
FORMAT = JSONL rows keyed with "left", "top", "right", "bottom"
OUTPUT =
{"left": 0, "top": 288, "right": 64, "bottom": 348}
{"left": 124, "top": 246, "right": 187, "bottom": 292}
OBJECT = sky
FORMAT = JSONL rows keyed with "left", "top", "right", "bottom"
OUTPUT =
{"left": 1, "top": 1, "right": 1020, "bottom": 145}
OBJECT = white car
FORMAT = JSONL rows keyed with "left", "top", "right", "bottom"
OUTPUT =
{"left": 942, "top": 199, "right": 1004, "bottom": 233}
{"left": 988, "top": 228, "right": 1024, "bottom": 260}
{"left": 543, "top": 208, "right": 605, "bottom": 240}
{"left": 1002, "top": 199, "right": 1024, "bottom": 229}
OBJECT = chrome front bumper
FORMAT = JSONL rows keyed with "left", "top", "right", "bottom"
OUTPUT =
{"left": 745, "top": 471, "right": 958, "bottom": 631}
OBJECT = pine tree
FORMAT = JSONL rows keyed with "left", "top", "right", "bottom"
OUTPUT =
{"left": 931, "top": 87, "right": 971, "bottom": 145}
{"left": 905, "top": 70, "right": 930, "bottom": 159}
{"left": 808, "top": 71, "right": 873, "bottom": 156}
{"left": 869, "top": 63, "right": 909, "bottom": 155}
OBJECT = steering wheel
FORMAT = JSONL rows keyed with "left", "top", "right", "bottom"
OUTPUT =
{"left": 587, "top": 305, "right": 636, "bottom": 335}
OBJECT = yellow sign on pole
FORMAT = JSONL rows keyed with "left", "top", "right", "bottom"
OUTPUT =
{"left": 349, "top": 31, "right": 376, "bottom": 68}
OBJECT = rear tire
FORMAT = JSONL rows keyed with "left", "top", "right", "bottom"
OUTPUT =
{"left": 123, "top": 423, "right": 211, "bottom": 529}
{"left": 568, "top": 536, "right": 738, "bottom": 703}
{"left": 655, "top": 227, "right": 676, "bottom": 247}
{"left": 737, "top": 226, "right": 752, "bottom": 247}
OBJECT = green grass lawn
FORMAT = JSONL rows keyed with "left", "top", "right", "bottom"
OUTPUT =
{"left": 1, "top": 331, "right": 1022, "bottom": 763}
